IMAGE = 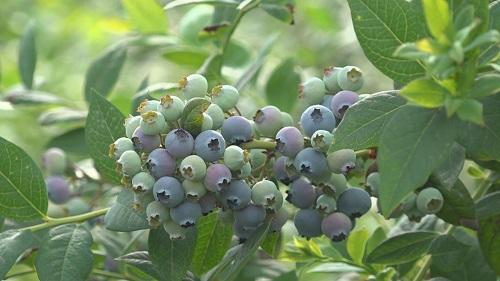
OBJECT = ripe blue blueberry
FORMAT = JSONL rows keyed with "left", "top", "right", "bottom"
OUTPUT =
{"left": 287, "top": 177, "right": 316, "bottom": 209}
{"left": 140, "top": 111, "right": 168, "bottom": 135}
{"left": 146, "top": 201, "right": 170, "bottom": 227}
{"left": 416, "top": 187, "right": 444, "bottom": 214}
{"left": 337, "top": 66, "right": 364, "bottom": 91}
{"left": 275, "top": 126, "right": 304, "bottom": 158}
{"left": 321, "top": 212, "right": 353, "bottom": 241}
{"left": 224, "top": 145, "right": 249, "bottom": 171}
{"left": 273, "top": 156, "right": 299, "bottom": 185}
{"left": 46, "top": 176, "right": 71, "bottom": 204}
{"left": 42, "top": 148, "right": 67, "bottom": 175}
{"left": 146, "top": 148, "right": 176, "bottom": 179}
{"left": 205, "top": 103, "right": 225, "bottom": 130}
{"left": 299, "top": 77, "right": 326, "bottom": 105}
{"left": 234, "top": 204, "right": 266, "bottom": 231}
{"left": 327, "top": 149, "right": 356, "bottom": 174}
{"left": 330, "top": 90, "right": 358, "bottom": 119}
{"left": 311, "top": 130, "right": 334, "bottom": 153}
{"left": 204, "top": 163, "right": 231, "bottom": 192}
{"left": 233, "top": 221, "right": 255, "bottom": 242}
{"left": 132, "top": 127, "right": 161, "bottom": 153}
{"left": 194, "top": 130, "right": 225, "bottom": 162}
{"left": 179, "top": 74, "right": 208, "bottom": 99}
{"left": 220, "top": 179, "right": 252, "bottom": 210}
{"left": 182, "top": 180, "right": 207, "bottom": 200}
{"left": 131, "top": 172, "right": 156, "bottom": 193}
{"left": 153, "top": 176, "right": 184, "bottom": 208}
{"left": 337, "top": 187, "right": 372, "bottom": 218}
{"left": 157, "top": 95, "right": 184, "bottom": 122}
{"left": 221, "top": 116, "right": 253, "bottom": 144}
{"left": 125, "top": 115, "right": 141, "bottom": 139}
{"left": 251, "top": 180, "right": 283, "bottom": 211}
{"left": 117, "top": 150, "right": 142, "bottom": 177}
{"left": 180, "top": 155, "right": 207, "bottom": 181}
{"left": 170, "top": 201, "right": 202, "bottom": 227}
{"left": 253, "top": 106, "right": 283, "bottom": 138}
{"left": 300, "top": 105, "right": 336, "bottom": 137}
{"left": 109, "top": 137, "right": 134, "bottom": 160}
{"left": 323, "top": 66, "right": 342, "bottom": 92}
{"left": 165, "top": 128, "right": 194, "bottom": 158}
{"left": 294, "top": 209, "right": 323, "bottom": 238}
{"left": 211, "top": 85, "right": 240, "bottom": 111}
{"left": 294, "top": 147, "right": 329, "bottom": 178}
{"left": 199, "top": 192, "right": 217, "bottom": 215}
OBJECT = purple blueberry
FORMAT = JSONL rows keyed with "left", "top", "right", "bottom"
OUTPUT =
{"left": 146, "top": 148, "right": 176, "bottom": 179}
{"left": 165, "top": 129, "right": 194, "bottom": 158}
{"left": 204, "top": 164, "right": 232, "bottom": 192}
{"left": 300, "top": 105, "right": 336, "bottom": 137}
{"left": 194, "top": 130, "right": 226, "bottom": 162}
{"left": 287, "top": 177, "right": 316, "bottom": 209}
{"left": 330, "top": 90, "right": 358, "bottom": 119}
{"left": 132, "top": 127, "right": 161, "bottom": 153}
{"left": 221, "top": 116, "right": 253, "bottom": 144}
{"left": 321, "top": 212, "right": 353, "bottom": 241}
{"left": 46, "top": 176, "right": 71, "bottom": 204}
{"left": 273, "top": 156, "right": 299, "bottom": 185}
{"left": 275, "top": 126, "right": 304, "bottom": 158}
{"left": 199, "top": 192, "right": 217, "bottom": 215}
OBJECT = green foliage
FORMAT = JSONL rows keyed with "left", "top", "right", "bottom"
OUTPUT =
{"left": 122, "top": 0, "right": 167, "bottom": 34}
{"left": 346, "top": 228, "right": 370, "bottom": 265}
{"left": 261, "top": 232, "right": 282, "bottom": 258}
{"left": 399, "top": 78, "right": 448, "bottom": 108}
{"left": 431, "top": 143, "right": 465, "bottom": 189}
{"left": 478, "top": 215, "right": 500, "bottom": 274}
{"left": 435, "top": 180, "right": 475, "bottom": 225}
{"left": 18, "top": 22, "right": 37, "bottom": 89}
{"left": 265, "top": 58, "right": 301, "bottom": 112}
{"left": 116, "top": 251, "right": 162, "bottom": 279}
{"left": 0, "top": 230, "right": 34, "bottom": 279}
{"left": 476, "top": 191, "right": 500, "bottom": 219}
{"left": 181, "top": 98, "right": 211, "bottom": 136}
{"left": 104, "top": 190, "right": 149, "bottom": 232}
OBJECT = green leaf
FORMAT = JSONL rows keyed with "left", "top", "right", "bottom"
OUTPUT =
{"left": 162, "top": 46, "right": 209, "bottom": 67}
{"left": 331, "top": 91, "right": 406, "bottom": 151}
{"left": 122, "top": 0, "right": 167, "bottom": 34}
{"left": 116, "top": 251, "right": 161, "bottom": 280}
{"left": 0, "top": 136, "right": 47, "bottom": 220}
{"left": 458, "top": 94, "right": 500, "bottom": 161}
{"left": 46, "top": 128, "right": 88, "bottom": 158}
{"left": 164, "top": 0, "right": 239, "bottom": 10}
{"left": 470, "top": 74, "right": 500, "bottom": 98}
{"left": 399, "top": 78, "right": 447, "bottom": 108}
{"left": 347, "top": 228, "right": 370, "bottom": 265}
{"left": 0, "top": 230, "right": 34, "bottom": 279}
{"left": 224, "top": 40, "right": 251, "bottom": 67}
{"left": 422, "top": 0, "right": 451, "bottom": 43}
{"left": 35, "top": 224, "right": 93, "bottom": 281}
{"left": 4, "top": 91, "right": 62, "bottom": 105}
{"left": 366, "top": 231, "right": 438, "bottom": 264}
{"left": 478, "top": 215, "right": 500, "bottom": 275}
{"left": 431, "top": 142, "right": 465, "bottom": 189}
{"left": 84, "top": 44, "right": 127, "bottom": 102}
{"left": 265, "top": 58, "right": 301, "bottom": 112}
{"left": 261, "top": 3, "right": 294, "bottom": 24}
{"left": 456, "top": 99, "right": 484, "bottom": 125}
{"left": 435, "top": 180, "right": 475, "bottom": 225}
{"left": 38, "top": 108, "right": 87, "bottom": 126}
{"left": 378, "top": 106, "right": 458, "bottom": 215}
{"left": 261, "top": 232, "right": 282, "bottom": 258}
{"left": 104, "top": 190, "right": 149, "bottom": 232}
{"left": 364, "top": 227, "right": 386, "bottom": 259}
{"left": 181, "top": 98, "right": 211, "bottom": 136}
{"left": 429, "top": 234, "right": 469, "bottom": 277}
{"left": 347, "top": 0, "right": 428, "bottom": 83}
{"left": 191, "top": 212, "right": 233, "bottom": 275}
{"left": 476, "top": 191, "right": 500, "bottom": 219}
{"left": 197, "top": 54, "right": 223, "bottom": 85}
{"left": 149, "top": 228, "right": 197, "bottom": 281}
{"left": 18, "top": 22, "right": 36, "bottom": 89}
{"left": 85, "top": 91, "right": 125, "bottom": 184}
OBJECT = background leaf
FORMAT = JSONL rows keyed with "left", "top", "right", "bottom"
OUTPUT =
{"left": 347, "top": 228, "right": 370, "bottom": 265}
{"left": 0, "top": 230, "right": 34, "bottom": 279}
{"left": 435, "top": 180, "right": 475, "bottom": 225}
{"left": 478, "top": 215, "right": 500, "bottom": 275}
{"left": 38, "top": 108, "right": 87, "bottom": 126}
{"left": 104, "top": 190, "right": 149, "bottom": 232}
{"left": 122, "top": 0, "right": 167, "bottom": 34}
{"left": 261, "top": 232, "right": 282, "bottom": 258}
{"left": 476, "top": 191, "right": 500, "bottom": 219}
{"left": 265, "top": 58, "right": 300, "bottom": 112}
{"left": 430, "top": 142, "right": 465, "bottom": 189}
{"left": 0, "top": 136, "right": 47, "bottom": 220}
{"left": 46, "top": 128, "right": 88, "bottom": 158}
{"left": 18, "top": 22, "right": 36, "bottom": 89}
{"left": 116, "top": 251, "right": 161, "bottom": 280}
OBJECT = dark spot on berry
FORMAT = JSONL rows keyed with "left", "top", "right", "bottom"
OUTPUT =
{"left": 310, "top": 108, "right": 323, "bottom": 122}
{"left": 208, "top": 138, "right": 220, "bottom": 151}
{"left": 253, "top": 110, "right": 265, "bottom": 123}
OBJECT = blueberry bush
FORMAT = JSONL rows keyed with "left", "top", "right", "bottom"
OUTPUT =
{"left": 0, "top": 0, "right": 499, "bottom": 280}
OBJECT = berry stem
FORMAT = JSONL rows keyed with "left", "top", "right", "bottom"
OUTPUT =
{"left": 21, "top": 208, "right": 110, "bottom": 232}
{"left": 240, "top": 139, "right": 276, "bottom": 150}
{"left": 220, "top": 0, "right": 261, "bottom": 55}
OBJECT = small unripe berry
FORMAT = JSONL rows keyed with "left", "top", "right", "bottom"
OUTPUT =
{"left": 205, "top": 104, "right": 225, "bottom": 129}
{"left": 42, "top": 148, "right": 67, "bottom": 175}
{"left": 125, "top": 115, "right": 141, "bottom": 139}
{"left": 337, "top": 66, "right": 364, "bottom": 91}
{"left": 211, "top": 85, "right": 240, "bottom": 111}
{"left": 299, "top": 77, "right": 326, "bottom": 105}
{"left": 311, "top": 130, "right": 334, "bottom": 153}
{"left": 179, "top": 74, "right": 208, "bottom": 99}
{"left": 131, "top": 172, "right": 155, "bottom": 193}
{"left": 157, "top": 95, "right": 184, "bottom": 122}
{"left": 117, "top": 150, "right": 142, "bottom": 177}
{"left": 416, "top": 187, "right": 444, "bottom": 214}
{"left": 146, "top": 201, "right": 170, "bottom": 227}
{"left": 180, "top": 155, "right": 207, "bottom": 181}
{"left": 109, "top": 137, "right": 134, "bottom": 160}
{"left": 182, "top": 180, "right": 207, "bottom": 200}
{"left": 253, "top": 106, "right": 283, "bottom": 138}
{"left": 224, "top": 145, "right": 249, "bottom": 171}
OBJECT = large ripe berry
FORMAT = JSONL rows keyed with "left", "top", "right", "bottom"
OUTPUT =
{"left": 180, "top": 155, "right": 207, "bottom": 181}
{"left": 165, "top": 129, "right": 194, "bottom": 158}
{"left": 131, "top": 172, "right": 156, "bottom": 193}
{"left": 146, "top": 148, "right": 176, "bottom": 179}
{"left": 153, "top": 176, "right": 184, "bottom": 208}
{"left": 234, "top": 204, "right": 266, "bottom": 230}
{"left": 300, "top": 105, "right": 336, "bottom": 137}
{"left": 140, "top": 111, "right": 168, "bottom": 135}
{"left": 211, "top": 85, "right": 240, "bottom": 111}
{"left": 330, "top": 90, "right": 358, "bottom": 119}
{"left": 199, "top": 192, "right": 217, "bottom": 215}
{"left": 170, "top": 201, "right": 202, "bottom": 227}
{"left": 117, "top": 150, "right": 142, "bottom": 177}
{"left": 221, "top": 116, "right": 253, "bottom": 144}
{"left": 204, "top": 163, "right": 231, "bottom": 192}
{"left": 205, "top": 103, "right": 225, "bottom": 129}
{"left": 315, "top": 194, "right": 337, "bottom": 214}
{"left": 270, "top": 208, "right": 288, "bottom": 233}
{"left": 182, "top": 180, "right": 207, "bottom": 200}
{"left": 157, "top": 95, "right": 184, "bottom": 122}
{"left": 194, "top": 130, "right": 225, "bottom": 162}
{"left": 220, "top": 180, "right": 251, "bottom": 210}
{"left": 223, "top": 145, "right": 249, "bottom": 171}
{"left": 294, "top": 147, "right": 329, "bottom": 178}
{"left": 310, "top": 130, "right": 334, "bottom": 153}
{"left": 132, "top": 127, "right": 161, "bottom": 153}
{"left": 275, "top": 126, "right": 304, "bottom": 158}
{"left": 299, "top": 77, "right": 326, "bottom": 105}
{"left": 273, "top": 156, "right": 299, "bottom": 185}
{"left": 125, "top": 115, "right": 141, "bottom": 139}
{"left": 146, "top": 201, "right": 170, "bottom": 227}
{"left": 327, "top": 149, "right": 356, "bottom": 174}
{"left": 179, "top": 74, "right": 208, "bottom": 99}
{"left": 109, "top": 137, "right": 134, "bottom": 160}
{"left": 323, "top": 66, "right": 342, "bottom": 92}
{"left": 42, "top": 148, "right": 67, "bottom": 175}
{"left": 337, "top": 66, "right": 364, "bottom": 91}
{"left": 46, "top": 176, "right": 71, "bottom": 204}
{"left": 321, "top": 212, "right": 353, "bottom": 242}
{"left": 416, "top": 187, "right": 444, "bottom": 214}
{"left": 337, "top": 187, "right": 372, "bottom": 218}
{"left": 251, "top": 180, "right": 283, "bottom": 211}
{"left": 287, "top": 177, "right": 316, "bottom": 209}
{"left": 137, "top": 100, "right": 161, "bottom": 114}
{"left": 253, "top": 106, "right": 283, "bottom": 138}
{"left": 294, "top": 209, "right": 323, "bottom": 238}
{"left": 163, "top": 221, "right": 187, "bottom": 240}
{"left": 366, "top": 172, "right": 380, "bottom": 197}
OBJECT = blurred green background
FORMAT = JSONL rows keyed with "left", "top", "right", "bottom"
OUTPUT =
{"left": 0, "top": 0, "right": 392, "bottom": 161}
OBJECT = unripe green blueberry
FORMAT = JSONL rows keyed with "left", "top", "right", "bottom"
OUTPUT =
{"left": 205, "top": 103, "right": 225, "bottom": 129}
{"left": 182, "top": 179, "right": 207, "bottom": 200}
{"left": 323, "top": 66, "right": 342, "bottom": 92}
{"left": 249, "top": 149, "right": 266, "bottom": 172}
{"left": 224, "top": 145, "right": 249, "bottom": 171}
{"left": 179, "top": 74, "right": 208, "bottom": 99}
{"left": 42, "top": 148, "right": 67, "bottom": 175}
{"left": 299, "top": 77, "right": 326, "bottom": 105}
{"left": 65, "top": 198, "right": 90, "bottom": 216}
{"left": 117, "top": 150, "right": 142, "bottom": 177}
{"left": 337, "top": 66, "right": 364, "bottom": 91}
{"left": 402, "top": 193, "right": 417, "bottom": 212}
{"left": 233, "top": 162, "right": 252, "bottom": 179}
{"left": 146, "top": 201, "right": 170, "bottom": 227}
{"left": 163, "top": 221, "right": 187, "bottom": 240}
{"left": 109, "top": 137, "right": 134, "bottom": 160}
{"left": 140, "top": 111, "right": 168, "bottom": 135}
{"left": 211, "top": 85, "right": 239, "bottom": 111}
{"left": 133, "top": 191, "right": 155, "bottom": 211}
{"left": 327, "top": 149, "right": 356, "bottom": 174}
{"left": 137, "top": 99, "right": 160, "bottom": 114}
{"left": 125, "top": 115, "right": 141, "bottom": 138}
{"left": 316, "top": 194, "right": 337, "bottom": 214}
{"left": 280, "top": 111, "right": 294, "bottom": 127}
{"left": 131, "top": 172, "right": 155, "bottom": 193}
{"left": 157, "top": 95, "right": 184, "bottom": 122}
{"left": 416, "top": 187, "right": 444, "bottom": 214}
{"left": 318, "top": 173, "right": 348, "bottom": 198}
{"left": 201, "top": 113, "right": 213, "bottom": 132}
{"left": 253, "top": 105, "right": 283, "bottom": 138}
{"left": 311, "top": 130, "right": 334, "bottom": 153}
{"left": 251, "top": 180, "right": 283, "bottom": 211}
{"left": 366, "top": 172, "right": 380, "bottom": 197}
{"left": 180, "top": 155, "right": 207, "bottom": 181}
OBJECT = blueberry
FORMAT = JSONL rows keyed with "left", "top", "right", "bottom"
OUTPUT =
{"left": 46, "top": 176, "right": 71, "bottom": 204}
{"left": 132, "top": 127, "right": 161, "bottom": 153}
{"left": 146, "top": 201, "right": 170, "bottom": 227}
{"left": 170, "top": 201, "right": 202, "bottom": 227}
{"left": 65, "top": 198, "right": 91, "bottom": 216}
{"left": 211, "top": 85, "right": 240, "bottom": 111}
{"left": 317, "top": 173, "right": 348, "bottom": 198}
{"left": 133, "top": 191, "right": 155, "bottom": 210}
{"left": 249, "top": 149, "right": 267, "bottom": 172}
{"left": 233, "top": 221, "right": 255, "bottom": 242}
{"left": 251, "top": 180, "right": 283, "bottom": 211}
{"left": 199, "top": 192, "right": 217, "bottom": 215}
{"left": 42, "top": 148, "right": 67, "bottom": 175}
{"left": 416, "top": 187, "right": 444, "bottom": 214}
{"left": 224, "top": 145, "right": 249, "bottom": 171}
{"left": 221, "top": 116, "right": 253, "bottom": 144}
{"left": 140, "top": 111, "right": 168, "bottom": 135}
{"left": 315, "top": 194, "right": 337, "bottom": 214}
{"left": 201, "top": 113, "right": 213, "bottom": 132}
{"left": 205, "top": 104, "right": 225, "bottom": 130}
{"left": 337, "top": 187, "right": 372, "bottom": 218}
{"left": 281, "top": 112, "right": 294, "bottom": 127}
{"left": 146, "top": 148, "right": 176, "bottom": 179}
{"left": 163, "top": 221, "right": 187, "bottom": 240}
{"left": 137, "top": 99, "right": 161, "bottom": 114}
{"left": 321, "top": 212, "right": 353, "bottom": 242}
{"left": 366, "top": 172, "right": 380, "bottom": 197}
{"left": 131, "top": 172, "right": 156, "bottom": 193}
{"left": 234, "top": 204, "right": 266, "bottom": 230}
{"left": 330, "top": 90, "right": 358, "bottom": 119}
{"left": 220, "top": 179, "right": 251, "bottom": 210}
{"left": 157, "top": 95, "right": 184, "bottom": 122}
{"left": 273, "top": 156, "right": 299, "bottom": 185}
{"left": 287, "top": 177, "right": 316, "bottom": 209}
{"left": 253, "top": 106, "right": 283, "bottom": 138}
{"left": 300, "top": 105, "right": 336, "bottom": 137}
{"left": 310, "top": 130, "right": 334, "bottom": 153}
{"left": 180, "top": 155, "right": 207, "bottom": 181}
{"left": 194, "top": 130, "right": 225, "bottom": 162}
{"left": 232, "top": 162, "right": 252, "bottom": 179}
{"left": 323, "top": 66, "right": 342, "bottom": 92}
{"left": 125, "top": 115, "right": 141, "bottom": 139}
{"left": 321, "top": 95, "right": 334, "bottom": 111}
{"left": 270, "top": 207, "right": 288, "bottom": 233}
{"left": 337, "top": 66, "right": 364, "bottom": 91}
{"left": 299, "top": 77, "right": 326, "bottom": 105}
{"left": 293, "top": 147, "right": 329, "bottom": 178}
{"left": 109, "top": 137, "right": 134, "bottom": 160}
{"left": 153, "top": 176, "right": 184, "bottom": 207}
{"left": 179, "top": 74, "right": 208, "bottom": 99}
{"left": 182, "top": 179, "right": 207, "bottom": 200}
{"left": 275, "top": 126, "right": 304, "bottom": 158}
{"left": 117, "top": 150, "right": 142, "bottom": 177}
{"left": 327, "top": 149, "right": 356, "bottom": 174}
{"left": 165, "top": 129, "right": 194, "bottom": 158}
{"left": 294, "top": 209, "right": 323, "bottom": 238}
{"left": 204, "top": 163, "right": 231, "bottom": 192}
{"left": 401, "top": 193, "right": 418, "bottom": 212}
